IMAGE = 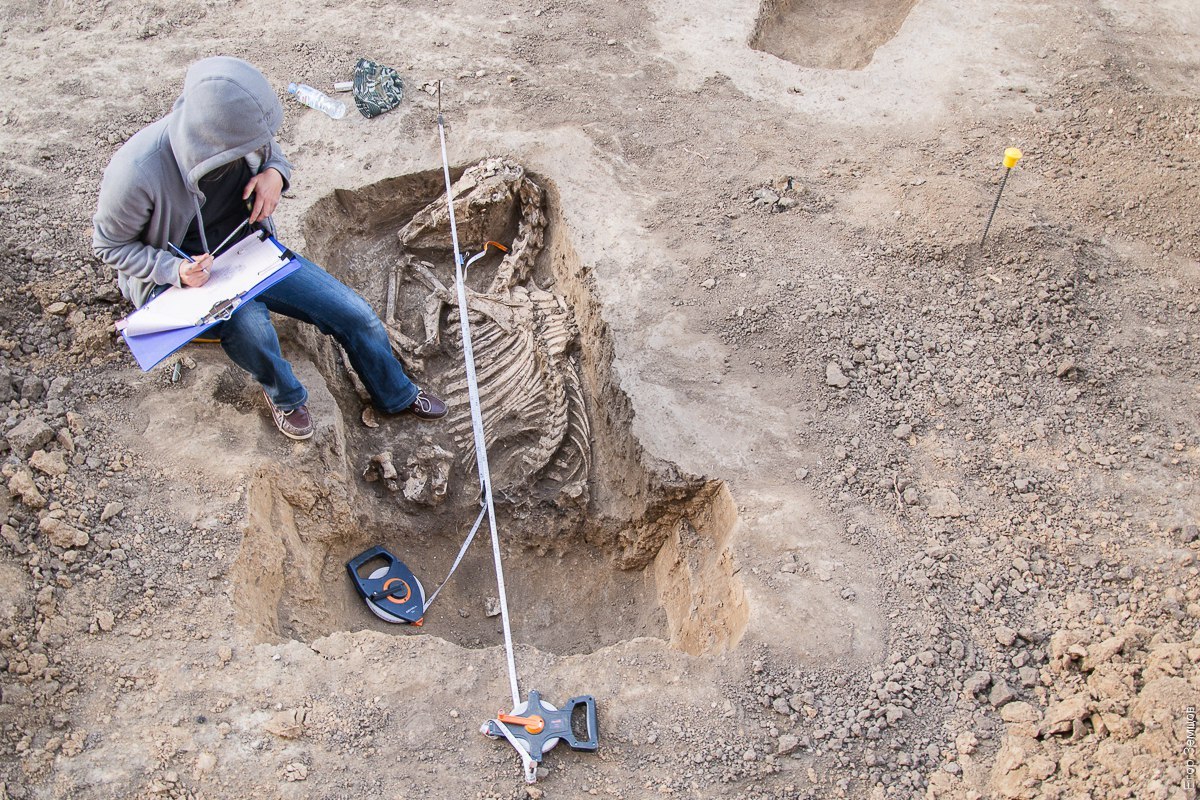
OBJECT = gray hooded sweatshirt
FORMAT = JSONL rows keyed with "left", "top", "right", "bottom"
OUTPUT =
{"left": 93, "top": 57, "right": 293, "bottom": 308}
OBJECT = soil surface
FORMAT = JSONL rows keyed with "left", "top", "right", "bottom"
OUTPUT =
{"left": 1, "top": 1, "right": 1198, "bottom": 799}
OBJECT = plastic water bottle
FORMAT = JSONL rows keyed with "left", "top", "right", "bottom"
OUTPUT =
{"left": 286, "top": 83, "right": 347, "bottom": 119}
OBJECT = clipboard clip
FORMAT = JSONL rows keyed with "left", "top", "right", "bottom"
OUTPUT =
{"left": 202, "top": 295, "right": 242, "bottom": 325}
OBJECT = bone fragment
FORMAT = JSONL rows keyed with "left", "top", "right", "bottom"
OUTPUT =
{"left": 385, "top": 262, "right": 397, "bottom": 324}
{"left": 338, "top": 345, "right": 372, "bottom": 403}
{"left": 372, "top": 451, "right": 398, "bottom": 480}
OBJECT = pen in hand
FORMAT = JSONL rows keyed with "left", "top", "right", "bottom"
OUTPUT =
{"left": 169, "top": 242, "right": 214, "bottom": 288}
{"left": 167, "top": 242, "right": 196, "bottom": 263}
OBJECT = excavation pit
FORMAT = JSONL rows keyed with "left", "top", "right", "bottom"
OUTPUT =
{"left": 230, "top": 160, "right": 747, "bottom": 657}
{"left": 751, "top": 0, "right": 918, "bottom": 70}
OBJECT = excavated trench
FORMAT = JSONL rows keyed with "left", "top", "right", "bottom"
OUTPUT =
{"left": 751, "top": 0, "right": 918, "bottom": 70}
{"left": 230, "top": 160, "right": 747, "bottom": 656}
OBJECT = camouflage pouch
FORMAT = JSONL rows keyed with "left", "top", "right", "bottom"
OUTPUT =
{"left": 353, "top": 58, "right": 404, "bottom": 119}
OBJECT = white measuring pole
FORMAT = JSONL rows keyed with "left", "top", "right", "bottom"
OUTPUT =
{"left": 436, "top": 103, "right": 522, "bottom": 710}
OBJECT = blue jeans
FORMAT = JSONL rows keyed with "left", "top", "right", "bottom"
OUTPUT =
{"left": 211, "top": 256, "right": 419, "bottom": 413}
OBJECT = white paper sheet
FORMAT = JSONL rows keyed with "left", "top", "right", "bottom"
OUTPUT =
{"left": 121, "top": 233, "right": 289, "bottom": 337}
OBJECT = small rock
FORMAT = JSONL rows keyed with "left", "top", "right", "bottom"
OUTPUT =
{"left": 1, "top": 524, "right": 22, "bottom": 553}
{"left": 1000, "top": 701, "right": 1040, "bottom": 724}
{"left": 1040, "top": 693, "right": 1092, "bottom": 737}
{"left": 752, "top": 188, "right": 780, "bottom": 205}
{"left": 96, "top": 611, "right": 115, "bottom": 632}
{"left": 39, "top": 517, "right": 89, "bottom": 549}
{"left": 6, "top": 468, "right": 46, "bottom": 509}
{"left": 19, "top": 376, "right": 45, "bottom": 402}
{"left": 1065, "top": 593, "right": 1093, "bottom": 613}
{"left": 994, "top": 625, "right": 1018, "bottom": 647}
{"left": 265, "top": 709, "right": 307, "bottom": 740}
{"left": 45, "top": 302, "right": 68, "bottom": 316}
{"left": 1082, "top": 635, "right": 1126, "bottom": 671}
{"left": 217, "top": 646, "right": 233, "bottom": 664}
{"left": 100, "top": 502, "right": 124, "bottom": 523}
{"left": 926, "top": 488, "right": 965, "bottom": 518}
{"left": 701, "top": 277, "right": 717, "bottom": 290}
{"left": 892, "top": 423, "right": 912, "bottom": 439}
{"left": 825, "top": 363, "right": 850, "bottom": 388}
{"left": 3, "top": 684, "right": 34, "bottom": 706}
{"left": 964, "top": 671, "right": 992, "bottom": 696}
{"left": 989, "top": 680, "right": 1016, "bottom": 708}
{"left": 1055, "top": 358, "right": 1076, "bottom": 378}
{"left": 777, "top": 734, "right": 800, "bottom": 755}
{"left": 29, "top": 449, "right": 68, "bottom": 477}
{"left": 1028, "top": 755, "right": 1057, "bottom": 781}
{"left": 484, "top": 597, "right": 502, "bottom": 617}
{"left": 6, "top": 417, "right": 54, "bottom": 458}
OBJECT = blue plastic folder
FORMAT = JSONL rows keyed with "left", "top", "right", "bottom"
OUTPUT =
{"left": 116, "top": 233, "right": 301, "bottom": 371}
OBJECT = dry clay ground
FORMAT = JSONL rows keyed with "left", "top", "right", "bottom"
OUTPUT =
{"left": 1, "top": 0, "right": 1199, "bottom": 798}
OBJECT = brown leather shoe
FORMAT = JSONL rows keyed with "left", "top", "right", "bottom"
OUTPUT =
{"left": 263, "top": 389, "right": 314, "bottom": 440}
{"left": 405, "top": 388, "right": 447, "bottom": 420}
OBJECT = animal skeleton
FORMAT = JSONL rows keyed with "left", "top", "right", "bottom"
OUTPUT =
{"left": 389, "top": 158, "right": 591, "bottom": 505}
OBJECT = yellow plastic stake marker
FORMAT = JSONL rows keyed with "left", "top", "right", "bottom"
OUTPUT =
{"left": 982, "top": 147, "right": 1023, "bottom": 245}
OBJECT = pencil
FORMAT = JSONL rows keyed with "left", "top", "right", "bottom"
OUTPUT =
{"left": 167, "top": 242, "right": 196, "bottom": 263}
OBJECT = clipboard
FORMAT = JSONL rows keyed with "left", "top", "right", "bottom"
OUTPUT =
{"left": 116, "top": 232, "right": 302, "bottom": 371}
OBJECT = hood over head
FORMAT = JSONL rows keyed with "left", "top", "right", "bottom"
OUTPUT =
{"left": 167, "top": 56, "right": 283, "bottom": 193}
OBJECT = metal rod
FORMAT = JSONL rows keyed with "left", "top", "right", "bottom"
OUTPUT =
{"left": 211, "top": 218, "right": 249, "bottom": 257}
{"left": 981, "top": 168, "right": 1012, "bottom": 246}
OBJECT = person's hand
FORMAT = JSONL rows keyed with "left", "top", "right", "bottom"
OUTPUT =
{"left": 179, "top": 252, "right": 214, "bottom": 287}
{"left": 244, "top": 168, "right": 284, "bottom": 223}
